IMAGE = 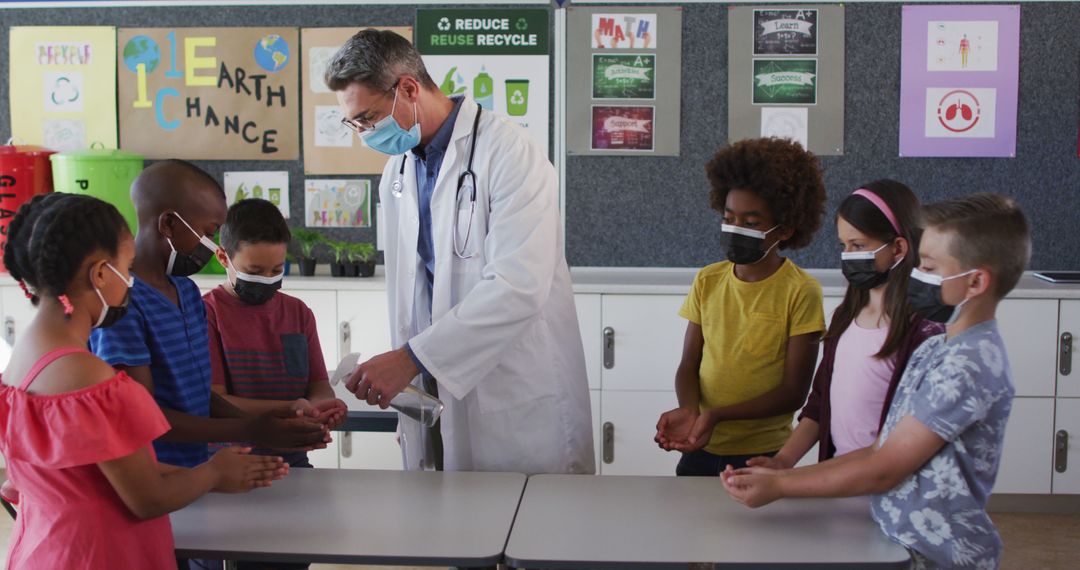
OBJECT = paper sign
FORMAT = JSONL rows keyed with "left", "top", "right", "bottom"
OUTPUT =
{"left": 761, "top": 107, "right": 809, "bottom": 149}
{"left": 924, "top": 88, "right": 996, "bottom": 138}
{"left": 117, "top": 27, "right": 299, "bottom": 160}
{"left": 591, "top": 105, "right": 654, "bottom": 151}
{"left": 305, "top": 179, "right": 372, "bottom": 228}
{"left": 754, "top": 9, "right": 818, "bottom": 56}
{"left": 592, "top": 54, "right": 655, "bottom": 99}
{"left": 753, "top": 59, "right": 817, "bottom": 105}
{"left": 223, "top": 171, "right": 290, "bottom": 218}
{"left": 927, "top": 20, "right": 998, "bottom": 72}
{"left": 8, "top": 27, "right": 117, "bottom": 150}
{"left": 301, "top": 27, "right": 412, "bottom": 175}
{"left": 591, "top": 13, "right": 657, "bottom": 49}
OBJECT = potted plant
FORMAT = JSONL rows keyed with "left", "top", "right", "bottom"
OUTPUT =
{"left": 284, "top": 252, "right": 294, "bottom": 277}
{"left": 293, "top": 229, "right": 324, "bottom": 276}
{"left": 348, "top": 242, "right": 377, "bottom": 277}
{"left": 327, "top": 240, "right": 351, "bottom": 277}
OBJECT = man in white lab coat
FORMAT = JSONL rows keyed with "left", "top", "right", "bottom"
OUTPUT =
{"left": 326, "top": 29, "right": 594, "bottom": 475}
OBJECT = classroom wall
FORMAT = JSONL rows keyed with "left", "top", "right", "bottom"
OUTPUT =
{"left": 2, "top": 2, "right": 1078, "bottom": 270}
{"left": 565, "top": 2, "right": 1080, "bottom": 270}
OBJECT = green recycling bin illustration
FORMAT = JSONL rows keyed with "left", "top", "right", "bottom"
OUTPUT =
{"left": 505, "top": 79, "right": 529, "bottom": 117}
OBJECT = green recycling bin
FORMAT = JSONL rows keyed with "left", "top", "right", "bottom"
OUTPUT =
{"left": 49, "top": 144, "right": 143, "bottom": 234}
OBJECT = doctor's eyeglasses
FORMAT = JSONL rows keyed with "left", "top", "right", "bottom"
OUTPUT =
{"left": 340, "top": 80, "right": 401, "bottom": 134}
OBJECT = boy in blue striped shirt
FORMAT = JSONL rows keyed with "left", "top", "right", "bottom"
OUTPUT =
{"left": 90, "top": 160, "right": 329, "bottom": 469}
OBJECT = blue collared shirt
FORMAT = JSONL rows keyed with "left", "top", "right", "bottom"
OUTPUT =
{"left": 406, "top": 96, "right": 463, "bottom": 378}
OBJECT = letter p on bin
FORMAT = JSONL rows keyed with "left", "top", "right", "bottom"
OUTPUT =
{"left": 49, "top": 145, "right": 144, "bottom": 235}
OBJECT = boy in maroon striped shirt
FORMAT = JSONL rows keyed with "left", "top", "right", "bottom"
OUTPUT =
{"left": 205, "top": 199, "right": 347, "bottom": 473}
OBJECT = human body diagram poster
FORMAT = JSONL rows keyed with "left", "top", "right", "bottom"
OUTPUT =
{"left": 117, "top": 27, "right": 299, "bottom": 160}
{"left": 898, "top": 5, "right": 1020, "bottom": 157}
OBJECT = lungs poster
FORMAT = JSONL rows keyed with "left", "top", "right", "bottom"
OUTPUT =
{"left": 117, "top": 27, "right": 299, "bottom": 160}
{"left": 728, "top": 6, "right": 845, "bottom": 156}
{"left": 8, "top": 27, "right": 117, "bottom": 151}
{"left": 302, "top": 27, "right": 412, "bottom": 175}
{"left": 898, "top": 5, "right": 1019, "bottom": 157}
{"left": 415, "top": 8, "right": 550, "bottom": 157}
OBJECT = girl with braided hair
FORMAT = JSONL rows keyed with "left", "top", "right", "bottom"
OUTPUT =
{"left": 0, "top": 193, "right": 287, "bottom": 569}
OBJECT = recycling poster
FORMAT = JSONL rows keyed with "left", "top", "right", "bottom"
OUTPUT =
{"left": 416, "top": 8, "right": 550, "bottom": 157}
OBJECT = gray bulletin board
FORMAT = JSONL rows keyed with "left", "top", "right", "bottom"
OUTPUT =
{"left": 0, "top": 3, "right": 553, "bottom": 266}
{"left": 564, "top": 2, "right": 1080, "bottom": 270}
{"left": 566, "top": 5, "right": 682, "bottom": 156}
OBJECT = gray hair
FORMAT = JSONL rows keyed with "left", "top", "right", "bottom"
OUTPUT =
{"left": 324, "top": 29, "right": 436, "bottom": 92}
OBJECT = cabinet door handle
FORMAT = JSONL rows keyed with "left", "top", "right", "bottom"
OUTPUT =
{"left": 339, "top": 321, "right": 351, "bottom": 360}
{"left": 4, "top": 317, "right": 14, "bottom": 346}
{"left": 340, "top": 431, "right": 352, "bottom": 459}
{"left": 603, "top": 327, "right": 615, "bottom": 369}
{"left": 602, "top": 421, "right": 614, "bottom": 464}
{"left": 1056, "top": 430, "right": 1068, "bottom": 473}
{"left": 1061, "top": 332, "right": 1073, "bottom": 376}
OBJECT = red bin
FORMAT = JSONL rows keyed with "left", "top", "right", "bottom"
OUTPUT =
{"left": 0, "top": 144, "right": 56, "bottom": 273}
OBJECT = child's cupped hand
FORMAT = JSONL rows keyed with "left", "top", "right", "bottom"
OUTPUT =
{"left": 209, "top": 447, "right": 288, "bottom": 493}
{"left": 721, "top": 465, "right": 782, "bottom": 508}
{"left": 654, "top": 407, "right": 699, "bottom": 451}
{"left": 310, "top": 398, "right": 349, "bottom": 430}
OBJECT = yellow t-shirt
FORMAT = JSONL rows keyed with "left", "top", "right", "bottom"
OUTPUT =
{"left": 679, "top": 259, "right": 825, "bottom": 455}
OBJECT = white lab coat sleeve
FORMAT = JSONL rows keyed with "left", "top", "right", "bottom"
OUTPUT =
{"left": 408, "top": 129, "right": 558, "bottom": 400}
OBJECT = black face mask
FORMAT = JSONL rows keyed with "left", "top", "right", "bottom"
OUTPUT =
{"left": 720, "top": 224, "right": 779, "bottom": 265}
{"left": 907, "top": 268, "right": 975, "bottom": 325}
{"left": 93, "top": 264, "right": 133, "bottom": 329}
{"left": 226, "top": 253, "right": 283, "bottom": 305}
{"left": 840, "top": 243, "right": 895, "bottom": 290}
{"left": 165, "top": 212, "right": 218, "bottom": 277}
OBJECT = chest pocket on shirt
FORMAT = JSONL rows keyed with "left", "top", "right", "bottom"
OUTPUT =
{"left": 281, "top": 334, "right": 309, "bottom": 378}
{"left": 739, "top": 312, "right": 785, "bottom": 359}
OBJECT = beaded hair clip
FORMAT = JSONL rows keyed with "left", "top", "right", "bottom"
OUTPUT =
{"left": 58, "top": 295, "right": 74, "bottom": 316}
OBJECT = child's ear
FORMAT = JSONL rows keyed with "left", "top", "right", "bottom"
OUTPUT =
{"left": 969, "top": 268, "right": 993, "bottom": 297}
{"left": 157, "top": 211, "right": 175, "bottom": 240}
{"left": 88, "top": 258, "right": 110, "bottom": 290}
{"left": 215, "top": 248, "right": 230, "bottom": 268}
{"left": 777, "top": 226, "right": 795, "bottom": 243}
{"left": 893, "top": 237, "right": 910, "bottom": 263}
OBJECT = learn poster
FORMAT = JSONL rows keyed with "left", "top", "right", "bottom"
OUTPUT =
{"left": 416, "top": 8, "right": 550, "bottom": 157}
{"left": 302, "top": 27, "right": 412, "bottom": 175}
{"left": 8, "top": 27, "right": 118, "bottom": 151}
{"left": 222, "top": 171, "right": 290, "bottom": 218}
{"left": 591, "top": 106, "right": 654, "bottom": 151}
{"left": 898, "top": 5, "right": 1019, "bottom": 157}
{"left": 592, "top": 54, "right": 655, "bottom": 100}
{"left": 117, "top": 27, "right": 299, "bottom": 160}
{"left": 728, "top": 5, "right": 845, "bottom": 156}
{"left": 304, "top": 179, "right": 371, "bottom": 228}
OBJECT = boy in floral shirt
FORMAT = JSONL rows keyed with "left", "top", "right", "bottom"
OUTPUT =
{"left": 722, "top": 193, "right": 1030, "bottom": 569}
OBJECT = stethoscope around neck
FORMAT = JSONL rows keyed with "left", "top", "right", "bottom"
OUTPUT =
{"left": 391, "top": 107, "right": 481, "bottom": 260}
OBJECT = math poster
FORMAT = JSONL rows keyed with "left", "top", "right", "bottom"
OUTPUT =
{"left": 117, "top": 27, "right": 299, "bottom": 160}
{"left": 302, "top": 27, "right": 412, "bottom": 175}
{"left": 304, "top": 179, "right": 371, "bottom": 229}
{"left": 591, "top": 13, "right": 658, "bottom": 49}
{"left": 898, "top": 5, "right": 1019, "bottom": 157}
{"left": 8, "top": 26, "right": 118, "bottom": 151}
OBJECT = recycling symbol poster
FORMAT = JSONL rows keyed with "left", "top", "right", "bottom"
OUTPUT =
{"left": 416, "top": 8, "right": 550, "bottom": 157}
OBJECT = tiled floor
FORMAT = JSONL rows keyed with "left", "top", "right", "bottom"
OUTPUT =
{"left": 0, "top": 483, "right": 1075, "bottom": 569}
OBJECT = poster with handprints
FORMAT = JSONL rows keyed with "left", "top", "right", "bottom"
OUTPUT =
{"left": 223, "top": 171, "right": 290, "bottom": 218}
{"left": 301, "top": 27, "right": 412, "bottom": 174}
{"left": 8, "top": 27, "right": 117, "bottom": 150}
{"left": 304, "top": 179, "right": 371, "bottom": 228}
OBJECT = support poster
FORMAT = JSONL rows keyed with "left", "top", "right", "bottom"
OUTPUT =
{"left": 728, "top": 5, "right": 845, "bottom": 156}
{"left": 567, "top": 6, "right": 682, "bottom": 156}
{"left": 898, "top": 5, "right": 1020, "bottom": 158}
{"left": 117, "top": 27, "right": 299, "bottom": 160}
{"left": 302, "top": 27, "right": 412, "bottom": 175}
{"left": 8, "top": 27, "right": 118, "bottom": 151}
{"left": 416, "top": 8, "right": 550, "bottom": 156}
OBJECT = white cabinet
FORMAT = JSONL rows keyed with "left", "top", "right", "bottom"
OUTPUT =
{"left": 997, "top": 299, "right": 1058, "bottom": 397}
{"left": 599, "top": 390, "right": 680, "bottom": 476}
{"left": 590, "top": 389, "right": 601, "bottom": 472}
{"left": 576, "top": 294, "right": 602, "bottom": 390}
{"left": 600, "top": 295, "right": 685, "bottom": 392}
{"left": 997, "top": 397, "right": 1054, "bottom": 494}
{"left": 1052, "top": 398, "right": 1080, "bottom": 494}
{"left": 337, "top": 290, "right": 392, "bottom": 365}
{"left": 0, "top": 286, "right": 36, "bottom": 370}
{"left": 1058, "top": 301, "right": 1080, "bottom": 398}
{"left": 283, "top": 289, "right": 338, "bottom": 369}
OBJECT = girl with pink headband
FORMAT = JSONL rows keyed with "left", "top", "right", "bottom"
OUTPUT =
{"left": 747, "top": 180, "right": 943, "bottom": 468}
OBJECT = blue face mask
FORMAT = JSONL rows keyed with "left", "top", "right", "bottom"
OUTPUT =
{"left": 358, "top": 89, "right": 421, "bottom": 156}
